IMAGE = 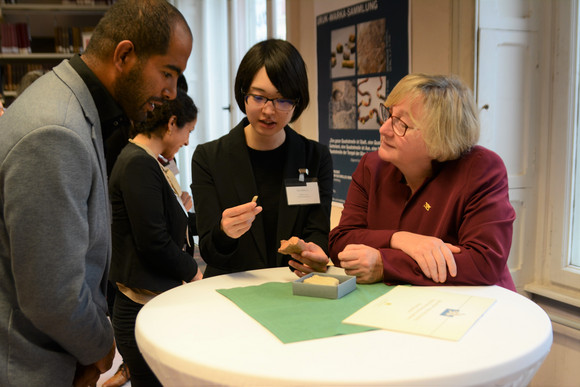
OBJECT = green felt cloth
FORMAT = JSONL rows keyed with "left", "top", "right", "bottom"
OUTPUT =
{"left": 217, "top": 281, "right": 393, "bottom": 343}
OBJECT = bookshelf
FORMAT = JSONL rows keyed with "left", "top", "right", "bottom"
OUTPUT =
{"left": 0, "top": 1, "right": 111, "bottom": 102}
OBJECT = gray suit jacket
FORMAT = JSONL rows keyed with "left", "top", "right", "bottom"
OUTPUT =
{"left": 0, "top": 60, "right": 114, "bottom": 386}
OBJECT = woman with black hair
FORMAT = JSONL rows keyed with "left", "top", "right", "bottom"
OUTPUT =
{"left": 109, "top": 89, "right": 202, "bottom": 386}
{"left": 191, "top": 39, "right": 333, "bottom": 278}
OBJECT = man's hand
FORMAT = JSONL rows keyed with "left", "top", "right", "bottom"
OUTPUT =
{"left": 391, "top": 231, "right": 460, "bottom": 283}
{"left": 94, "top": 341, "right": 116, "bottom": 374}
{"left": 220, "top": 200, "right": 262, "bottom": 239}
{"left": 73, "top": 364, "right": 100, "bottom": 387}
{"left": 73, "top": 341, "right": 116, "bottom": 387}
{"left": 337, "top": 244, "right": 384, "bottom": 283}
{"left": 288, "top": 241, "right": 329, "bottom": 277}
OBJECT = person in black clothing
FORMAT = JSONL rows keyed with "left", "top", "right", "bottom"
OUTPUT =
{"left": 191, "top": 39, "right": 333, "bottom": 278}
{"left": 109, "top": 89, "right": 201, "bottom": 386}
{"left": 0, "top": 0, "right": 192, "bottom": 386}
{"left": 102, "top": 70, "right": 193, "bottom": 387}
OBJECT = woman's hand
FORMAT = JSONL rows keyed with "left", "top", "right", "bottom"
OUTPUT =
{"left": 337, "top": 244, "right": 384, "bottom": 283}
{"left": 288, "top": 241, "right": 329, "bottom": 277}
{"left": 190, "top": 268, "right": 203, "bottom": 282}
{"left": 220, "top": 200, "right": 262, "bottom": 239}
{"left": 391, "top": 231, "right": 460, "bottom": 283}
{"left": 73, "top": 341, "right": 116, "bottom": 386}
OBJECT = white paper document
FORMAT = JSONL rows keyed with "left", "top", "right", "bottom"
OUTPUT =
{"left": 343, "top": 286, "right": 496, "bottom": 341}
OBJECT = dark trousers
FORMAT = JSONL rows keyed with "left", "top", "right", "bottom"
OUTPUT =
{"left": 107, "top": 281, "right": 117, "bottom": 317}
{"left": 112, "top": 290, "right": 162, "bottom": 387}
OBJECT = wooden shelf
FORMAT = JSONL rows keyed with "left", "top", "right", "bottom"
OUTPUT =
{"left": 0, "top": 53, "right": 73, "bottom": 60}
{"left": 0, "top": 4, "right": 109, "bottom": 14}
{"left": 0, "top": 2, "right": 108, "bottom": 101}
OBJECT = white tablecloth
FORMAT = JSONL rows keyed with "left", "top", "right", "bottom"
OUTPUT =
{"left": 135, "top": 267, "right": 552, "bottom": 386}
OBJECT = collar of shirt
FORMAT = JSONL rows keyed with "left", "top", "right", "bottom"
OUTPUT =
{"left": 69, "top": 54, "right": 131, "bottom": 142}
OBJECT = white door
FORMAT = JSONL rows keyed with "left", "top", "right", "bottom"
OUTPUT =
{"left": 476, "top": 0, "right": 540, "bottom": 289}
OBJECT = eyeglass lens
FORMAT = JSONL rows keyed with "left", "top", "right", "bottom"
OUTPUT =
{"left": 380, "top": 104, "right": 390, "bottom": 122}
{"left": 246, "top": 94, "right": 295, "bottom": 111}
{"left": 380, "top": 105, "right": 408, "bottom": 136}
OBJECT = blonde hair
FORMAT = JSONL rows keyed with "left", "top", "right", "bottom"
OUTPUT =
{"left": 385, "top": 73, "right": 479, "bottom": 161}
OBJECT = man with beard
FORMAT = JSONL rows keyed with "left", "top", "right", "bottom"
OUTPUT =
{"left": 0, "top": 1, "right": 192, "bottom": 386}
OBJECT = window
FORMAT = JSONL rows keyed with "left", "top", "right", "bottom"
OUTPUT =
{"left": 478, "top": 0, "right": 580, "bottom": 299}
{"left": 527, "top": 0, "right": 580, "bottom": 299}
{"left": 569, "top": 3, "right": 580, "bottom": 269}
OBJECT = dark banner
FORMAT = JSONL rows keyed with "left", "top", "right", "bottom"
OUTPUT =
{"left": 317, "top": 0, "right": 409, "bottom": 203}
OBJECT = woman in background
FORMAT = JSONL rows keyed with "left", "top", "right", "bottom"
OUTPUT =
{"left": 329, "top": 74, "right": 516, "bottom": 291}
{"left": 109, "top": 89, "right": 202, "bottom": 386}
{"left": 191, "top": 39, "right": 333, "bottom": 278}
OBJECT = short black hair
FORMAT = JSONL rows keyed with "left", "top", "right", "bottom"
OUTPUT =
{"left": 85, "top": 0, "right": 191, "bottom": 61}
{"left": 234, "top": 39, "right": 309, "bottom": 123}
{"left": 133, "top": 88, "right": 197, "bottom": 137}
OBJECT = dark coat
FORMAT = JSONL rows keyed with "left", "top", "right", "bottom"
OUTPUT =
{"left": 191, "top": 119, "right": 333, "bottom": 277}
{"left": 109, "top": 143, "right": 198, "bottom": 292}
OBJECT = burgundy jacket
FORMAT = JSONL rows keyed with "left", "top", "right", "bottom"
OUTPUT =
{"left": 329, "top": 146, "right": 516, "bottom": 291}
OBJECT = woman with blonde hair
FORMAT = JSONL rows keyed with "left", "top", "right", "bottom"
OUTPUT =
{"left": 329, "top": 73, "right": 516, "bottom": 291}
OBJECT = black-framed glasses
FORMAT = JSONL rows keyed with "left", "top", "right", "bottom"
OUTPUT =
{"left": 244, "top": 93, "right": 298, "bottom": 112}
{"left": 379, "top": 105, "right": 417, "bottom": 137}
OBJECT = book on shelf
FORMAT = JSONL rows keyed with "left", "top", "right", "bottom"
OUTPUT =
{"left": 81, "top": 28, "right": 94, "bottom": 52}
{"left": 1, "top": 23, "right": 31, "bottom": 54}
{"left": 0, "top": 23, "right": 91, "bottom": 55}
{"left": 54, "top": 27, "right": 86, "bottom": 54}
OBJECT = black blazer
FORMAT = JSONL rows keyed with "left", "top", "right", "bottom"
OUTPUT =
{"left": 191, "top": 119, "right": 333, "bottom": 277}
{"left": 109, "top": 143, "right": 198, "bottom": 292}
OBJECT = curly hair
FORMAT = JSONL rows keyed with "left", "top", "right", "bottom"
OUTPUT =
{"left": 133, "top": 89, "right": 197, "bottom": 137}
{"left": 84, "top": 0, "right": 191, "bottom": 61}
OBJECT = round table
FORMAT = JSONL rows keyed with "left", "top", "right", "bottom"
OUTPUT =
{"left": 135, "top": 267, "right": 552, "bottom": 386}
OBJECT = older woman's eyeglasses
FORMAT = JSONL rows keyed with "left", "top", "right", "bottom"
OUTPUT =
{"left": 380, "top": 105, "right": 417, "bottom": 137}
{"left": 244, "top": 93, "right": 298, "bottom": 112}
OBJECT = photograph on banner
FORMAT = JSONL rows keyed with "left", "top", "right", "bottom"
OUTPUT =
{"left": 317, "top": 0, "right": 409, "bottom": 203}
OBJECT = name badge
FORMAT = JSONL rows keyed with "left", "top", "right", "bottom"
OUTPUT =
{"left": 285, "top": 178, "right": 320, "bottom": 206}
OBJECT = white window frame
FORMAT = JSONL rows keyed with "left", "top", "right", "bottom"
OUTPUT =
{"left": 544, "top": 0, "right": 580, "bottom": 289}
{"left": 526, "top": 0, "right": 580, "bottom": 303}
